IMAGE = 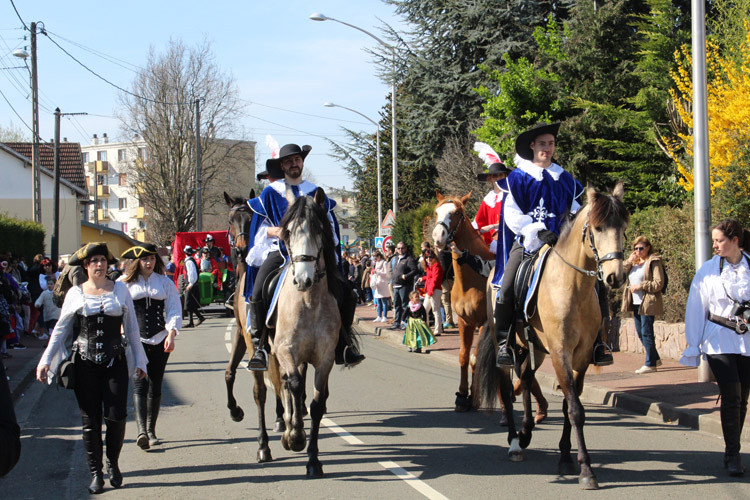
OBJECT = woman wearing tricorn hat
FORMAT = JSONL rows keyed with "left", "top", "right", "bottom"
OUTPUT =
{"left": 120, "top": 243, "right": 182, "bottom": 451}
{"left": 491, "top": 123, "right": 613, "bottom": 368}
{"left": 472, "top": 142, "right": 513, "bottom": 251}
{"left": 36, "top": 242, "right": 147, "bottom": 494}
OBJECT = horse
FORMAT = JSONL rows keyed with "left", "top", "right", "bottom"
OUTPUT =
{"left": 475, "top": 183, "right": 628, "bottom": 490}
{"left": 432, "top": 192, "right": 548, "bottom": 421}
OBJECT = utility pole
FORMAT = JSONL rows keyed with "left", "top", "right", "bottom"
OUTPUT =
{"left": 195, "top": 98, "right": 202, "bottom": 231}
{"left": 30, "top": 22, "right": 41, "bottom": 223}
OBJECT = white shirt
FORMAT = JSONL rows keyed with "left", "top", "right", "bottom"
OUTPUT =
{"left": 185, "top": 257, "right": 198, "bottom": 286}
{"left": 34, "top": 289, "right": 61, "bottom": 321}
{"left": 38, "top": 281, "right": 148, "bottom": 383}
{"left": 681, "top": 253, "right": 750, "bottom": 367}
{"left": 628, "top": 263, "right": 646, "bottom": 305}
{"left": 121, "top": 273, "right": 182, "bottom": 345}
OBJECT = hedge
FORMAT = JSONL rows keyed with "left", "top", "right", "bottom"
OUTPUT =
{"left": 0, "top": 213, "right": 46, "bottom": 260}
{"left": 391, "top": 201, "right": 437, "bottom": 255}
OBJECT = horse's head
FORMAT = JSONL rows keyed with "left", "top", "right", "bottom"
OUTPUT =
{"left": 280, "top": 187, "right": 332, "bottom": 292}
{"left": 432, "top": 191, "right": 472, "bottom": 249}
{"left": 224, "top": 191, "right": 253, "bottom": 258}
{"left": 583, "top": 182, "right": 629, "bottom": 289}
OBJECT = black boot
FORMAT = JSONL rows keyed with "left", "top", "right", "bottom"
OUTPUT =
{"left": 494, "top": 301, "right": 515, "bottom": 368}
{"left": 134, "top": 394, "right": 149, "bottom": 450}
{"left": 185, "top": 311, "right": 195, "bottom": 328}
{"left": 719, "top": 383, "right": 745, "bottom": 476}
{"left": 82, "top": 414, "right": 104, "bottom": 494}
{"left": 104, "top": 418, "right": 126, "bottom": 488}
{"left": 335, "top": 330, "right": 365, "bottom": 367}
{"left": 592, "top": 331, "right": 614, "bottom": 367}
{"left": 196, "top": 310, "right": 205, "bottom": 327}
{"left": 147, "top": 396, "right": 161, "bottom": 446}
{"left": 248, "top": 299, "right": 268, "bottom": 371}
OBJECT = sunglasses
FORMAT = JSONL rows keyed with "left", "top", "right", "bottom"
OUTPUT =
{"left": 634, "top": 246, "right": 646, "bottom": 251}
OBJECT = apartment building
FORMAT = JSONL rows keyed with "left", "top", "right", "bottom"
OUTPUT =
{"left": 326, "top": 187, "right": 359, "bottom": 254}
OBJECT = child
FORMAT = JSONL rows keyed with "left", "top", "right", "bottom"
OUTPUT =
{"left": 420, "top": 250, "right": 444, "bottom": 335}
{"left": 402, "top": 291, "right": 437, "bottom": 353}
{"left": 33, "top": 277, "right": 60, "bottom": 341}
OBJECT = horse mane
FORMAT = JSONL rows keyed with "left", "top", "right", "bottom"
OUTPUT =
{"left": 557, "top": 189, "right": 629, "bottom": 246}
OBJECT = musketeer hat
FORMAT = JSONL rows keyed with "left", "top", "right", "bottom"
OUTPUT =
{"left": 69, "top": 242, "right": 116, "bottom": 266}
{"left": 266, "top": 144, "right": 312, "bottom": 171}
{"left": 477, "top": 161, "right": 512, "bottom": 181}
{"left": 121, "top": 242, "right": 159, "bottom": 260}
{"left": 183, "top": 245, "right": 196, "bottom": 256}
{"left": 515, "top": 122, "right": 561, "bottom": 161}
{"left": 257, "top": 157, "right": 285, "bottom": 182}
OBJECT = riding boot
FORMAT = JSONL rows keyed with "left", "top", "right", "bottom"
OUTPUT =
{"left": 719, "top": 383, "right": 745, "bottom": 476}
{"left": 133, "top": 394, "right": 150, "bottom": 450}
{"left": 186, "top": 311, "right": 195, "bottom": 328}
{"left": 104, "top": 418, "right": 126, "bottom": 488}
{"left": 147, "top": 396, "right": 161, "bottom": 446}
{"left": 494, "top": 301, "right": 515, "bottom": 368}
{"left": 81, "top": 413, "right": 104, "bottom": 494}
{"left": 592, "top": 330, "right": 614, "bottom": 366}
{"left": 248, "top": 299, "right": 269, "bottom": 371}
{"left": 335, "top": 328, "right": 365, "bottom": 367}
{"left": 196, "top": 310, "right": 205, "bottom": 326}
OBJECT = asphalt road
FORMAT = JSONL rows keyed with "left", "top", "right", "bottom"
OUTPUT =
{"left": 2, "top": 314, "right": 748, "bottom": 499}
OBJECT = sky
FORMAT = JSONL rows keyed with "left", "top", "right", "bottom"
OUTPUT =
{"left": 0, "top": 0, "right": 405, "bottom": 191}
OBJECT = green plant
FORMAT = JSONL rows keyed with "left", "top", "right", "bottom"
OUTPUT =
{"left": 0, "top": 213, "right": 46, "bottom": 260}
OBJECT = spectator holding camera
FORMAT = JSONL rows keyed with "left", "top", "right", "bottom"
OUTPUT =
{"left": 681, "top": 219, "right": 750, "bottom": 477}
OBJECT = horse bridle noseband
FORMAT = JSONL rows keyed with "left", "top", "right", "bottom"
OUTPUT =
{"left": 288, "top": 242, "right": 326, "bottom": 284}
{"left": 436, "top": 206, "right": 465, "bottom": 244}
{"left": 552, "top": 219, "right": 624, "bottom": 281}
{"left": 227, "top": 204, "right": 251, "bottom": 253}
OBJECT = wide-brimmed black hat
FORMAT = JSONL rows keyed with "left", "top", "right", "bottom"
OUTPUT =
{"left": 257, "top": 157, "right": 285, "bottom": 181}
{"left": 515, "top": 122, "right": 561, "bottom": 161}
{"left": 476, "top": 161, "right": 512, "bottom": 181}
{"left": 266, "top": 144, "right": 312, "bottom": 171}
{"left": 121, "top": 243, "right": 158, "bottom": 260}
{"left": 69, "top": 242, "right": 116, "bottom": 266}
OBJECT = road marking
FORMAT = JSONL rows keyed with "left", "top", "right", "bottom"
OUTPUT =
{"left": 222, "top": 319, "right": 449, "bottom": 500}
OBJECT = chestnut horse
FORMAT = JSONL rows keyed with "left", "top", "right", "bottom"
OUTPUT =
{"left": 476, "top": 183, "right": 628, "bottom": 490}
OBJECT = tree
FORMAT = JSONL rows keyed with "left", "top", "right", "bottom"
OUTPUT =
{"left": 118, "top": 38, "right": 244, "bottom": 244}
{"left": 0, "top": 122, "right": 27, "bottom": 142}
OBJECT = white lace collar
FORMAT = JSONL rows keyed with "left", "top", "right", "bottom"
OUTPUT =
{"left": 514, "top": 154, "right": 564, "bottom": 181}
{"left": 270, "top": 179, "right": 316, "bottom": 197}
{"left": 721, "top": 253, "right": 750, "bottom": 302}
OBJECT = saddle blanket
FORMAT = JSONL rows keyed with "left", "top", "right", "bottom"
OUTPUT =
{"left": 266, "top": 265, "right": 289, "bottom": 329}
{"left": 523, "top": 245, "right": 552, "bottom": 321}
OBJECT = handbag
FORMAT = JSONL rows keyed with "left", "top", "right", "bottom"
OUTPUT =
{"left": 57, "top": 354, "right": 75, "bottom": 389}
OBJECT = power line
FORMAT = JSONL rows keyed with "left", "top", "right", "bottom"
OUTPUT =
{"left": 44, "top": 28, "right": 142, "bottom": 73}
{"left": 8, "top": 0, "right": 28, "bottom": 31}
{"left": 240, "top": 98, "right": 370, "bottom": 125}
{"left": 0, "top": 86, "right": 33, "bottom": 133}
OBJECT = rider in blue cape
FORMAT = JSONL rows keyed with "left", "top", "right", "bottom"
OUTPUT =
{"left": 492, "top": 123, "right": 613, "bottom": 368}
{"left": 243, "top": 144, "right": 364, "bottom": 370}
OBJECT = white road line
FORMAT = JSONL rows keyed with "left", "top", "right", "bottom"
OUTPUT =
{"left": 221, "top": 319, "right": 449, "bottom": 500}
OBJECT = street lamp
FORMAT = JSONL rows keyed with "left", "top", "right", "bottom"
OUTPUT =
{"left": 310, "top": 12, "right": 398, "bottom": 216}
{"left": 324, "top": 101, "right": 382, "bottom": 237}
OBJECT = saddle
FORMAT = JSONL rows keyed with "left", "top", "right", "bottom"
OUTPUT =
{"left": 511, "top": 245, "right": 553, "bottom": 356}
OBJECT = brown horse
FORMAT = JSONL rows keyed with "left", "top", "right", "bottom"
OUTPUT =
{"left": 432, "top": 192, "right": 547, "bottom": 419}
{"left": 476, "top": 183, "right": 628, "bottom": 490}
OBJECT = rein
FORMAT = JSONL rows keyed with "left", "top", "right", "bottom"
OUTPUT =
{"left": 551, "top": 219, "right": 624, "bottom": 281}
{"left": 227, "top": 204, "right": 251, "bottom": 254}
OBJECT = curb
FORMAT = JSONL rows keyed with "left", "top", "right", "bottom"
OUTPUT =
{"left": 356, "top": 314, "right": 748, "bottom": 444}
{"left": 10, "top": 351, "right": 43, "bottom": 403}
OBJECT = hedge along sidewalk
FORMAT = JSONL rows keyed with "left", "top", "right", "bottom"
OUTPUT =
{"left": 354, "top": 304, "right": 748, "bottom": 445}
{"left": 0, "top": 213, "right": 45, "bottom": 261}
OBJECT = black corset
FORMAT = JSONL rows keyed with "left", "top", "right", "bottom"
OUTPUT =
{"left": 133, "top": 297, "right": 166, "bottom": 339}
{"left": 74, "top": 313, "right": 124, "bottom": 365}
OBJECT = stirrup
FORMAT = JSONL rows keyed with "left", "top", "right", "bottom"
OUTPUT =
{"left": 341, "top": 345, "right": 365, "bottom": 368}
{"left": 592, "top": 342, "right": 614, "bottom": 367}
{"left": 248, "top": 348, "right": 268, "bottom": 371}
{"left": 496, "top": 345, "right": 515, "bottom": 368}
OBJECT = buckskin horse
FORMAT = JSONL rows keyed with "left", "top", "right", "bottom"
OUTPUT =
{"left": 476, "top": 183, "right": 628, "bottom": 490}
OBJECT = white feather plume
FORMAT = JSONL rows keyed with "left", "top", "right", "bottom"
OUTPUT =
{"left": 473, "top": 142, "right": 502, "bottom": 167}
{"left": 265, "top": 135, "right": 280, "bottom": 159}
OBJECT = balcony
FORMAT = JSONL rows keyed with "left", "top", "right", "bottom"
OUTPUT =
{"left": 136, "top": 229, "right": 147, "bottom": 241}
{"left": 88, "top": 160, "right": 109, "bottom": 173}
{"left": 97, "top": 209, "right": 109, "bottom": 221}
{"left": 136, "top": 206, "right": 145, "bottom": 218}
{"left": 97, "top": 185, "right": 109, "bottom": 196}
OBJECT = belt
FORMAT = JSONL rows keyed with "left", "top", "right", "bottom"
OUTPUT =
{"left": 708, "top": 312, "right": 748, "bottom": 334}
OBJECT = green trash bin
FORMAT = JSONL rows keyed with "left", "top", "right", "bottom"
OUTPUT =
{"left": 197, "top": 272, "right": 214, "bottom": 306}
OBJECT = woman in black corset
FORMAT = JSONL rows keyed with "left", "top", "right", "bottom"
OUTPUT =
{"left": 36, "top": 242, "right": 147, "bottom": 494}
{"left": 120, "top": 243, "right": 182, "bottom": 451}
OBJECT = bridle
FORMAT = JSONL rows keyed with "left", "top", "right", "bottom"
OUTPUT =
{"left": 285, "top": 224, "right": 327, "bottom": 284}
{"left": 436, "top": 203, "right": 465, "bottom": 244}
{"left": 227, "top": 204, "right": 251, "bottom": 255}
{"left": 551, "top": 218, "right": 624, "bottom": 281}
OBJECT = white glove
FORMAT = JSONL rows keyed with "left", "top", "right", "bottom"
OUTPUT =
{"left": 520, "top": 222, "right": 547, "bottom": 253}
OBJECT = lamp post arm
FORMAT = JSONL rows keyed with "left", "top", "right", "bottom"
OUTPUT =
{"left": 326, "top": 17, "right": 395, "bottom": 56}
{"left": 329, "top": 103, "right": 379, "bottom": 128}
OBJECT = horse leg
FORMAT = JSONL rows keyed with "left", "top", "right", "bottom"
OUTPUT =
{"left": 532, "top": 377, "right": 548, "bottom": 424}
{"left": 306, "top": 368, "right": 332, "bottom": 478}
{"left": 455, "top": 318, "right": 473, "bottom": 412}
{"left": 225, "top": 327, "right": 247, "bottom": 422}
{"left": 470, "top": 325, "right": 484, "bottom": 410}
{"left": 517, "top": 352, "right": 536, "bottom": 449}
{"left": 300, "top": 362, "right": 309, "bottom": 417}
{"left": 497, "top": 368, "right": 522, "bottom": 461}
{"left": 285, "top": 369, "right": 307, "bottom": 453}
{"left": 252, "top": 370, "right": 272, "bottom": 462}
{"left": 274, "top": 396, "right": 285, "bottom": 432}
{"left": 558, "top": 397, "right": 575, "bottom": 475}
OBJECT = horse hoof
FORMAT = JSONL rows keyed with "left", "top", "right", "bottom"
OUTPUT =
{"left": 508, "top": 437, "right": 523, "bottom": 462}
{"left": 306, "top": 460, "right": 324, "bottom": 478}
{"left": 281, "top": 434, "right": 291, "bottom": 451}
{"left": 257, "top": 448, "right": 273, "bottom": 463}
{"left": 579, "top": 476, "right": 599, "bottom": 490}
{"left": 274, "top": 418, "right": 285, "bottom": 433}
{"left": 558, "top": 460, "right": 576, "bottom": 476}
{"left": 230, "top": 406, "right": 245, "bottom": 422}
{"left": 454, "top": 392, "right": 471, "bottom": 412}
{"left": 534, "top": 412, "right": 547, "bottom": 424}
{"left": 499, "top": 412, "right": 509, "bottom": 426}
{"left": 519, "top": 431, "right": 532, "bottom": 449}
{"left": 302, "top": 405, "right": 309, "bottom": 417}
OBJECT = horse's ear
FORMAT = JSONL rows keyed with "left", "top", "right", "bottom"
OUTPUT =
{"left": 612, "top": 181, "right": 624, "bottom": 201}
{"left": 586, "top": 184, "right": 597, "bottom": 206}
{"left": 249, "top": 189, "right": 256, "bottom": 199}
{"left": 223, "top": 192, "right": 233, "bottom": 207}
{"left": 314, "top": 187, "right": 326, "bottom": 206}
{"left": 460, "top": 191, "right": 473, "bottom": 206}
{"left": 436, "top": 191, "right": 444, "bottom": 202}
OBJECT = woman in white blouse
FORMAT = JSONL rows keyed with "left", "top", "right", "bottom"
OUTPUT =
{"left": 119, "top": 244, "right": 181, "bottom": 451}
{"left": 36, "top": 242, "right": 147, "bottom": 494}
{"left": 681, "top": 220, "right": 750, "bottom": 476}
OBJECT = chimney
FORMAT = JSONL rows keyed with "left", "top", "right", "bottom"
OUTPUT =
{"left": 63, "top": 137, "right": 67, "bottom": 142}
{"left": 92, "top": 133, "right": 98, "bottom": 145}
{"left": 103, "top": 133, "right": 109, "bottom": 144}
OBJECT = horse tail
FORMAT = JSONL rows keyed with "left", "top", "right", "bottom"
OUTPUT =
{"left": 476, "top": 318, "right": 501, "bottom": 410}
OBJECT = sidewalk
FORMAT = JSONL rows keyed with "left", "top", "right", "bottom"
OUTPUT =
{"left": 354, "top": 303, "right": 749, "bottom": 444}
{"left": 3, "top": 333, "right": 48, "bottom": 401}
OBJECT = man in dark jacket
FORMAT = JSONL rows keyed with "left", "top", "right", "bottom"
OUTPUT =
{"left": 388, "top": 242, "right": 419, "bottom": 330}
{"left": 438, "top": 247, "right": 455, "bottom": 328}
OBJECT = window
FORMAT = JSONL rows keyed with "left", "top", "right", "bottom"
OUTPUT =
{"left": 96, "top": 174, "right": 108, "bottom": 186}
{"left": 121, "top": 223, "right": 128, "bottom": 233}
{"left": 82, "top": 152, "right": 89, "bottom": 164}
{"left": 342, "top": 223, "right": 349, "bottom": 229}
{"left": 117, "top": 149, "right": 126, "bottom": 161}
{"left": 97, "top": 151, "right": 107, "bottom": 161}
{"left": 97, "top": 199, "right": 109, "bottom": 210}
{"left": 137, "top": 147, "right": 147, "bottom": 160}
{"left": 119, "top": 174, "right": 127, "bottom": 186}
{"left": 118, "top": 198, "right": 128, "bottom": 210}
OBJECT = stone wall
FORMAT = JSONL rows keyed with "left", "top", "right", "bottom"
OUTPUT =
{"left": 608, "top": 316, "right": 687, "bottom": 360}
